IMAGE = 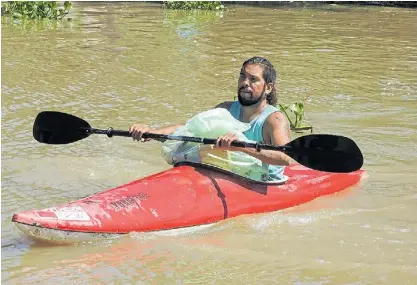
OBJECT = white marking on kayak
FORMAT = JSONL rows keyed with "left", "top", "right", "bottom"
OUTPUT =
{"left": 135, "top": 200, "right": 147, "bottom": 212}
{"left": 35, "top": 211, "right": 58, "bottom": 219}
{"left": 50, "top": 206, "right": 91, "bottom": 221}
{"left": 150, "top": 208, "right": 158, "bottom": 218}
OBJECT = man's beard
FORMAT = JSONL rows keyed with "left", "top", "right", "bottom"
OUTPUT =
{"left": 237, "top": 86, "right": 267, "bottom": 107}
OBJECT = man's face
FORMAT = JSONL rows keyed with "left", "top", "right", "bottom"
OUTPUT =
{"left": 237, "top": 64, "right": 271, "bottom": 106}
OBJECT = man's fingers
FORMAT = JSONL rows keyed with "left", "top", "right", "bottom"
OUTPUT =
{"left": 129, "top": 125, "right": 152, "bottom": 142}
{"left": 215, "top": 134, "right": 238, "bottom": 148}
{"left": 216, "top": 137, "right": 221, "bottom": 147}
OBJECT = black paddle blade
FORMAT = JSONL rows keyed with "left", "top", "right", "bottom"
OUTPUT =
{"left": 33, "top": 111, "right": 91, "bottom": 144}
{"left": 287, "top": 134, "right": 363, "bottom": 173}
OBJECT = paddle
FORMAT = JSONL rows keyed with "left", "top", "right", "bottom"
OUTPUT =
{"left": 32, "top": 111, "right": 363, "bottom": 173}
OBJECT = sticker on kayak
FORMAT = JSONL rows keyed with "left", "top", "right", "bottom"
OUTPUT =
{"left": 50, "top": 206, "right": 91, "bottom": 221}
{"left": 36, "top": 211, "right": 58, "bottom": 219}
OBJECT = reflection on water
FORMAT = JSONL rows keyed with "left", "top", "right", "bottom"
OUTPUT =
{"left": 2, "top": 2, "right": 417, "bottom": 284}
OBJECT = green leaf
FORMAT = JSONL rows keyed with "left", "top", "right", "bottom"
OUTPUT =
{"left": 289, "top": 103, "right": 299, "bottom": 114}
{"left": 64, "top": 1, "right": 72, "bottom": 10}
{"left": 13, "top": 12, "right": 22, "bottom": 18}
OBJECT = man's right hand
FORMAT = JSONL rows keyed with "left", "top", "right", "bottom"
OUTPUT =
{"left": 129, "top": 124, "right": 153, "bottom": 142}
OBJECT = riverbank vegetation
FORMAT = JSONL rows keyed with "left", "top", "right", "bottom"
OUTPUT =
{"left": 162, "top": 1, "right": 225, "bottom": 10}
{"left": 1, "top": 1, "right": 72, "bottom": 20}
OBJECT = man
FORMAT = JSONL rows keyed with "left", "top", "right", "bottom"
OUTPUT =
{"left": 130, "top": 56, "right": 293, "bottom": 181}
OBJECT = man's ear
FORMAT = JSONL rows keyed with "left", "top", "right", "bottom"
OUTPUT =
{"left": 265, "top": 82, "right": 273, "bottom": 94}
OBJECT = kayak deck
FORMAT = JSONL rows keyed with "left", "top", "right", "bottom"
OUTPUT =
{"left": 12, "top": 163, "right": 366, "bottom": 243}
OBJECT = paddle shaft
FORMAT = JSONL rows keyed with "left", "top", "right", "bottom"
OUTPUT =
{"left": 89, "top": 128, "right": 291, "bottom": 152}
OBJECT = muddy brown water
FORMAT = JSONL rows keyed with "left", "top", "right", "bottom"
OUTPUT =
{"left": 2, "top": 3, "right": 417, "bottom": 284}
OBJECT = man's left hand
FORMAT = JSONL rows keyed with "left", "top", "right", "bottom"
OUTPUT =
{"left": 215, "top": 133, "right": 242, "bottom": 152}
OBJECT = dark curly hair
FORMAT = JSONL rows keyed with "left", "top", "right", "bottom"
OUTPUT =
{"left": 242, "top": 56, "right": 277, "bottom": 106}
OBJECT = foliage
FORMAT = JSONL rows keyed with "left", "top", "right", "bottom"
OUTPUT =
{"left": 279, "top": 97, "right": 313, "bottom": 133}
{"left": 1, "top": 1, "right": 72, "bottom": 20}
{"left": 163, "top": 1, "right": 225, "bottom": 11}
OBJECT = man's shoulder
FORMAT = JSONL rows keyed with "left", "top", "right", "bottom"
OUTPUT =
{"left": 214, "top": 101, "right": 234, "bottom": 109}
{"left": 265, "top": 110, "right": 289, "bottom": 129}
{"left": 263, "top": 110, "right": 291, "bottom": 143}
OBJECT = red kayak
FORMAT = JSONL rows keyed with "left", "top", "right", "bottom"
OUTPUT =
{"left": 12, "top": 163, "right": 366, "bottom": 243}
